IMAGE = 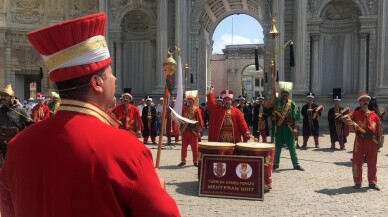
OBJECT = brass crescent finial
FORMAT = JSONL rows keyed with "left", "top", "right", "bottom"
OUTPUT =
{"left": 167, "top": 46, "right": 177, "bottom": 56}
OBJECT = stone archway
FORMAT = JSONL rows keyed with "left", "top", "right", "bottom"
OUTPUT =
{"left": 309, "top": 0, "right": 367, "bottom": 95}
{"left": 107, "top": 1, "right": 157, "bottom": 98}
{"left": 121, "top": 10, "right": 156, "bottom": 96}
{"left": 190, "top": 0, "right": 271, "bottom": 101}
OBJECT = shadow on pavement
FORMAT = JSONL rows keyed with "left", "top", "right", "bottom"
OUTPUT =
{"left": 312, "top": 148, "right": 338, "bottom": 153}
{"left": 333, "top": 161, "right": 352, "bottom": 167}
{"left": 316, "top": 186, "right": 368, "bottom": 195}
{"left": 272, "top": 168, "right": 295, "bottom": 173}
{"left": 159, "top": 165, "right": 180, "bottom": 170}
{"left": 173, "top": 181, "right": 199, "bottom": 196}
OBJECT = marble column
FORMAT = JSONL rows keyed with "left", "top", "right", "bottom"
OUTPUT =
{"left": 375, "top": 0, "right": 388, "bottom": 95}
{"left": 293, "top": 0, "right": 307, "bottom": 94}
{"left": 116, "top": 41, "right": 123, "bottom": 93}
{"left": 0, "top": 33, "right": 6, "bottom": 88}
{"left": 156, "top": 0, "right": 168, "bottom": 89}
{"left": 358, "top": 32, "right": 368, "bottom": 93}
{"left": 311, "top": 33, "right": 320, "bottom": 94}
{"left": 272, "top": 0, "right": 285, "bottom": 80}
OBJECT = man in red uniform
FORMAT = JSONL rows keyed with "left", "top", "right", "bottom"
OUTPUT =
{"left": 207, "top": 86, "right": 250, "bottom": 143}
{"left": 166, "top": 97, "right": 179, "bottom": 146}
{"left": 111, "top": 93, "right": 143, "bottom": 137}
{"left": 31, "top": 93, "right": 50, "bottom": 122}
{"left": 342, "top": 93, "right": 384, "bottom": 191}
{"left": 177, "top": 95, "right": 203, "bottom": 167}
{"left": 0, "top": 13, "right": 180, "bottom": 217}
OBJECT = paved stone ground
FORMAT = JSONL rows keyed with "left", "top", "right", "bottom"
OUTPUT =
{"left": 147, "top": 129, "right": 388, "bottom": 217}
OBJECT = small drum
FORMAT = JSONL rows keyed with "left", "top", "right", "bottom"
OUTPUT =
{"left": 235, "top": 142, "right": 275, "bottom": 192}
{"left": 198, "top": 142, "right": 235, "bottom": 179}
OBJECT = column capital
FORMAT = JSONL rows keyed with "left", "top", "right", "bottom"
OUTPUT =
{"left": 358, "top": 32, "right": 368, "bottom": 39}
{"left": 311, "top": 33, "right": 319, "bottom": 41}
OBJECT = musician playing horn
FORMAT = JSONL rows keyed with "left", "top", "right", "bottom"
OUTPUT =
{"left": 301, "top": 92, "right": 323, "bottom": 149}
{"left": 252, "top": 94, "right": 269, "bottom": 143}
{"left": 327, "top": 88, "right": 348, "bottom": 150}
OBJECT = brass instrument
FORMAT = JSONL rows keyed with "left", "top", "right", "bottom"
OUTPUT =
{"left": 312, "top": 105, "right": 324, "bottom": 119}
{"left": 257, "top": 105, "right": 264, "bottom": 133}
{"left": 147, "top": 105, "right": 151, "bottom": 130}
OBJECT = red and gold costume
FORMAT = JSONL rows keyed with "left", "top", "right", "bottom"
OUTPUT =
{"left": 207, "top": 92, "right": 250, "bottom": 143}
{"left": 111, "top": 104, "right": 143, "bottom": 137}
{"left": 31, "top": 103, "right": 50, "bottom": 122}
{"left": 0, "top": 13, "right": 180, "bottom": 217}
{"left": 166, "top": 107, "right": 179, "bottom": 143}
{"left": 0, "top": 100, "right": 180, "bottom": 217}
{"left": 350, "top": 109, "right": 383, "bottom": 185}
{"left": 180, "top": 105, "right": 203, "bottom": 164}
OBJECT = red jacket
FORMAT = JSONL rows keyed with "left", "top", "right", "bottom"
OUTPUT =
{"left": 111, "top": 104, "right": 144, "bottom": 134}
{"left": 31, "top": 104, "right": 50, "bottom": 122}
{"left": 207, "top": 92, "right": 250, "bottom": 143}
{"left": 181, "top": 105, "right": 203, "bottom": 134}
{"left": 0, "top": 99, "right": 180, "bottom": 217}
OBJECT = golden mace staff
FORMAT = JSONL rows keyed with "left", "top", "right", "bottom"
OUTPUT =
{"left": 155, "top": 46, "right": 177, "bottom": 168}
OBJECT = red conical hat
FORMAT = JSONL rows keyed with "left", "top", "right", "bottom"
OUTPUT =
{"left": 27, "top": 13, "right": 111, "bottom": 82}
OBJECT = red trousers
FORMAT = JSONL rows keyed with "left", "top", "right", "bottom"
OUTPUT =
{"left": 254, "top": 129, "right": 267, "bottom": 143}
{"left": 181, "top": 131, "right": 199, "bottom": 163}
{"left": 352, "top": 136, "right": 378, "bottom": 184}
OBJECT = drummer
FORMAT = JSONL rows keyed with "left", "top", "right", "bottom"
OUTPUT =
{"left": 206, "top": 86, "right": 250, "bottom": 143}
{"left": 301, "top": 92, "right": 323, "bottom": 149}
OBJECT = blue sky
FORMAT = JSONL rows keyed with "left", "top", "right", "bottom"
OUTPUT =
{"left": 212, "top": 14, "right": 264, "bottom": 54}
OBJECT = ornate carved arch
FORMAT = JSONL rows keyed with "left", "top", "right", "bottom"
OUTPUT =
{"left": 110, "top": 3, "right": 156, "bottom": 29}
{"left": 312, "top": 0, "right": 370, "bottom": 18}
{"left": 191, "top": 0, "right": 270, "bottom": 37}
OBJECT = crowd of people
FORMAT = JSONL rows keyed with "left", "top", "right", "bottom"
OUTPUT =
{"left": 0, "top": 12, "right": 386, "bottom": 216}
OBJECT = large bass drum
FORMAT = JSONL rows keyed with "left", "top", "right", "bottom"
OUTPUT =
{"left": 198, "top": 142, "right": 235, "bottom": 179}
{"left": 235, "top": 142, "right": 275, "bottom": 192}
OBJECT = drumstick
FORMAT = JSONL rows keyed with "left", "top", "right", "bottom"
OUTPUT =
{"left": 249, "top": 135, "right": 259, "bottom": 142}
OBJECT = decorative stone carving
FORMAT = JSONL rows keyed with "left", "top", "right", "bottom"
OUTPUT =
{"left": 143, "top": 0, "right": 156, "bottom": 8}
{"left": 311, "top": 33, "right": 319, "bottom": 41}
{"left": 214, "top": 7, "right": 226, "bottom": 18}
{"left": 322, "top": 2, "right": 360, "bottom": 20}
{"left": 13, "top": 46, "right": 41, "bottom": 66}
{"left": 230, "top": 4, "right": 243, "bottom": 10}
{"left": 11, "top": 0, "right": 43, "bottom": 24}
{"left": 69, "top": 0, "right": 98, "bottom": 18}
{"left": 207, "top": 0, "right": 218, "bottom": 7}
{"left": 210, "top": 1, "right": 224, "bottom": 13}
{"left": 0, "top": 0, "right": 4, "bottom": 10}
{"left": 359, "top": 32, "right": 368, "bottom": 39}
{"left": 49, "top": 0, "right": 64, "bottom": 15}
{"left": 121, "top": 10, "right": 150, "bottom": 32}
{"left": 0, "top": 32, "right": 6, "bottom": 47}
{"left": 308, "top": 0, "right": 317, "bottom": 13}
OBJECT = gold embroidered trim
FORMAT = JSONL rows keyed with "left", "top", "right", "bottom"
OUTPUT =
{"left": 58, "top": 99, "right": 119, "bottom": 128}
{"left": 44, "top": 36, "right": 108, "bottom": 72}
{"left": 277, "top": 99, "right": 292, "bottom": 126}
